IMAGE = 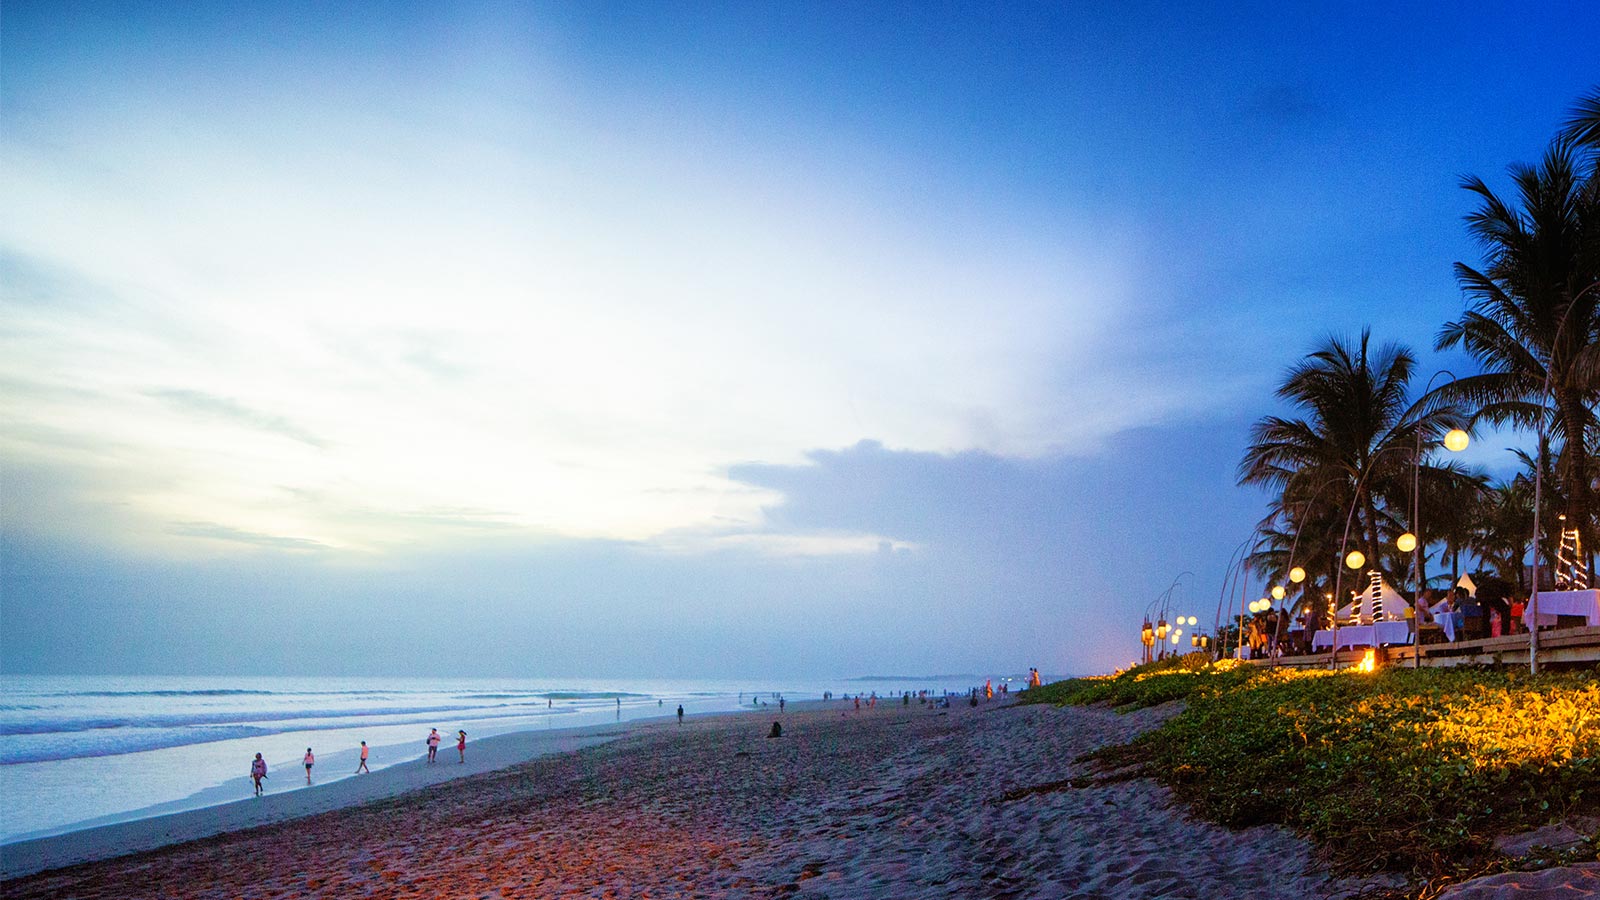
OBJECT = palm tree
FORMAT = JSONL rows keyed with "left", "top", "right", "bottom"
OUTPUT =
{"left": 1435, "top": 138, "right": 1600, "bottom": 572}
{"left": 1471, "top": 476, "right": 1535, "bottom": 587}
{"left": 1468, "top": 446, "right": 1571, "bottom": 587}
{"left": 1560, "top": 86, "right": 1600, "bottom": 169}
{"left": 1414, "top": 461, "right": 1490, "bottom": 588}
{"left": 1241, "top": 330, "right": 1468, "bottom": 605}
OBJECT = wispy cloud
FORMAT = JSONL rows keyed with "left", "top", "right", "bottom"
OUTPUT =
{"left": 0, "top": 6, "right": 1202, "bottom": 560}
{"left": 146, "top": 389, "right": 327, "bottom": 449}
{"left": 164, "top": 521, "right": 330, "bottom": 551}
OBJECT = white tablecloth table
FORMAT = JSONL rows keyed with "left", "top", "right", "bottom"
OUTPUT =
{"left": 1429, "top": 600, "right": 1463, "bottom": 641}
{"left": 1374, "top": 621, "right": 1412, "bottom": 645}
{"left": 1310, "top": 622, "right": 1411, "bottom": 651}
{"left": 1524, "top": 589, "right": 1600, "bottom": 628}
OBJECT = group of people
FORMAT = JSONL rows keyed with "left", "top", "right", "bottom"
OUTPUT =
{"left": 424, "top": 727, "right": 468, "bottom": 763}
{"left": 1410, "top": 587, "right": 1527, "bottom": 642}
{"left": 247, "top": 727, "right": 468, "bottom": 796}
{"left": 1233, "top": 583, "right": 1534, "bottom": 660}
{"left": 1246, "top": 607, "right": 1292, "bottom": 658}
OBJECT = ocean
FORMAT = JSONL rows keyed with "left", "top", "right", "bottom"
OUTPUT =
{"left": 0, "top": 673, "right": 978, "bottom": 844}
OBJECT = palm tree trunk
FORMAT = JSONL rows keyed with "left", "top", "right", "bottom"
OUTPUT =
{"left": 1418, "top": 534, "right": 1430, "bottom": 592}
{"left": 1557, "top": 392, "right": 1593, "bottom": 580}
{"left": 1363, "top": 492, "right": 1383, "bottom": 579}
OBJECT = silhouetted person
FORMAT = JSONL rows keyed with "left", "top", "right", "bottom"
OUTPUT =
{"left": 677, "top": 704, "right": 684, "bottom": 724}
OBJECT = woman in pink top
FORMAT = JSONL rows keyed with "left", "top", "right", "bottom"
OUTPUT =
{"left": 250, "top": 753, "right": 267, "bottom": 796}
{"left": 303, "top": 748, "right": 315, "bottom": 783}
{"left": 457, "top": 730, "right": 467, "bottom": 763}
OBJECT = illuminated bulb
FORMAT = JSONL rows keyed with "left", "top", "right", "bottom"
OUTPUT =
{"left": 1396, "top": 532, "right": 1417, "bottom": 553}
{"left": 1345, "top": 550, "right": 1366, "bottom": 569}
{"left": 1271, "top": 585, "right": 1286, "bottom": 600}
{"left": 1289, "top": 566, "right": 1306, "bottom": 584}
{"left": 1189, "top": 616, "right": 1198, "bottom": 626}
{"left": 1444, "top": 429, "right": 1469, "bottom": 453}
{"left": 1171, "top": 636, "right": 1180, "bottom": 645}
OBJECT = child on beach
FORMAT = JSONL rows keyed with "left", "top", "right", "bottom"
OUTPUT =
{"left": 457, "top": 730, "right": 467, "bottom": 763}
{"left": 427, "top": 728, "right": 441, "bottom": 763}
{"left": 303, "top": 748, "right": 314, "bottom": 783}
{"left": 356, "top": 741, "right": 370, "bottom": 774}
{"left": 250, "top": 753, "right": 267, "bottom": 796}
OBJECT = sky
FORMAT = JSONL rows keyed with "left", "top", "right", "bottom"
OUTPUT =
{"left": 2, "top": 1, "right": 1596, "bottom": 679}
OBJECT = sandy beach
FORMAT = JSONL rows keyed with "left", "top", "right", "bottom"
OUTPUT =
{"left": 1, "top": 695, "right": 1415, "bottom": 899}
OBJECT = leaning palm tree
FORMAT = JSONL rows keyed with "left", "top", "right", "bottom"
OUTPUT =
{"left": 1435, "top": 138, "right": 1600, "bottom": 570}
{"left": 1468, "top": 446, "right": 1570, "bottom": 587}
{"left": 1241, "top": 330, "right": 1468, "bottom": 601}
{"left": 1408, "top": 459, "right": 1490, "bottom": 587}
{"left": 1471, "top": 475, "right": 1535, "bottom": 587}
{"left": 1560, "top": 86, "right": 1600, "bottom": 172}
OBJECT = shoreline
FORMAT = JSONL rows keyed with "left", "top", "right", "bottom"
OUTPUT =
{"left": 2, "top": 696, "right": 1394, "bottom": 899}
{"left": 0, "top": 704, "right": 786, "bottom": 880}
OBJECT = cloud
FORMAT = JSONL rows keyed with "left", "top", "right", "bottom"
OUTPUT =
{"left": 164, "top": 521, "right": 332, "bottom": 551}
{"left": 0, "top": 8, "right": 1229, "bottom": 561}
{"left": 1242, "top": 82, "right": 1331, "bottom": 127}
{"left": 145, "top": 388, "right": 327, "bottom": 449}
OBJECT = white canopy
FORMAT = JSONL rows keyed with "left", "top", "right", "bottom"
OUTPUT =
{"left": 1335, "top": 571, "right": 1409, "bottom": 624}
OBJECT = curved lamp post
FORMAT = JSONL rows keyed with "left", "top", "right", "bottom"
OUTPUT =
{"left": 1529, "top": 293, "right": 1595, "bottom": 674}
{"left": 1276, "top": 475, "right": 1343, "bottom": 638}
{"left": 1404, "top": 370, "right": 1471, "bottom": 668}
{"left": 1153, "top": 572, "right": 1194, "bottom": 661}
{"left": 1215, "top": 537, "right": 1255, "bottom": 660}
{"left": 1330, "top": 445, "right": 1414, "bottom": 670}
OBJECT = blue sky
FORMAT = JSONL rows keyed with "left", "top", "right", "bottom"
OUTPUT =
{"left": 2, "top": 2, "right": 1596, "bottom": 678}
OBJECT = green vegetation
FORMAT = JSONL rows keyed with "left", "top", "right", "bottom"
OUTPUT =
{"left": 1019, "top": 653, "right": 1250, "bottom": 709}
{"left": 1025, "top": 662, "right": 1600, "bottom": 880}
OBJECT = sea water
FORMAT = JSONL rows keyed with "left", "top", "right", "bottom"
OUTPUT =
{"left": 0, "top": 673, "right": 974, "bottom": 844}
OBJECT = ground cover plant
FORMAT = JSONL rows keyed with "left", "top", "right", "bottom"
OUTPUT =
{"left": 1024, "top": 659, "right": 1600, "bottom": 882}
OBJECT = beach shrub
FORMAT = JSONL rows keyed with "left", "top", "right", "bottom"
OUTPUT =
{"left": 1020, "top": 655, "right": 1261, "bottom": 711}
{"left": 1131, "top": 666, "right": 1600, "bottom": 877}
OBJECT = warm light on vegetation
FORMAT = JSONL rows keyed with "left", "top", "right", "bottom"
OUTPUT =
{"left": 1027, "top": 663, "right": 1600, "bottom": 881}
{"left": 1356, "top": 648, "right": 1376, "bottom": 672}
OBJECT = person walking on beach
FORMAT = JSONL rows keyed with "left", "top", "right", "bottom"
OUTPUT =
{"left": 356, "top": 741, "right": 370, "bottom": 774}
{"left": 303, "top": 748, "right": 315, "bottom": 784}
{"left": 250, "top": 753, "right": 267, "bottom": 796}
{"left": 426, "top": 728, "right": 441, "bottom": 763}
{"left": 456, "top": 730, "right": 467, "bottom": 763}
{"left": 677, "top": 704, "right": 684, "bottom": 724}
